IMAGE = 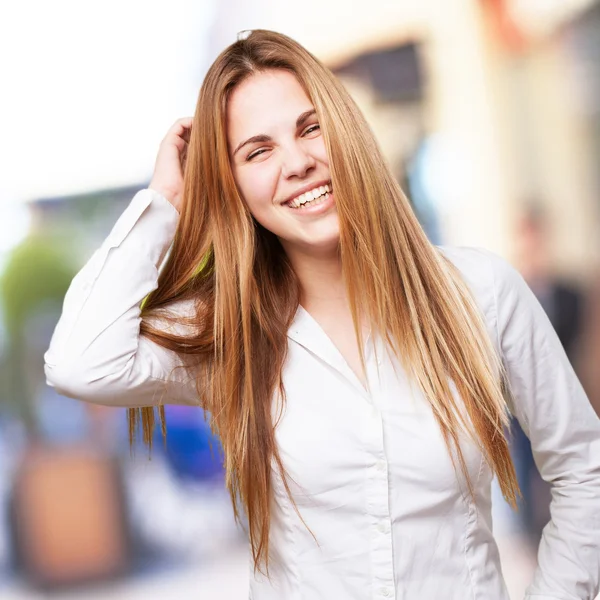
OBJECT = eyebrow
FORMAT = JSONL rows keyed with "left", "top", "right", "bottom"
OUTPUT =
{"left": 232, "top": 109, "right": 317, "bottom": 156}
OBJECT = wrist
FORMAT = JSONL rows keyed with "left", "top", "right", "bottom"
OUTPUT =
{"left": 148, "top": 183, "right": 180, "bottom": 212}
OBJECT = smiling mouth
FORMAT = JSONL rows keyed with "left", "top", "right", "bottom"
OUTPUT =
{"left": 285, "top": 183, "right": 333, "bottom": 209}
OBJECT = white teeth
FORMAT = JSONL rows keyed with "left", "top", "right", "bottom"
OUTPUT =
{"left": 287, "top": 183, "right": 333, "bottom": 209}
{"left": 296, "top": 192, "right": 328, "bottom": 209}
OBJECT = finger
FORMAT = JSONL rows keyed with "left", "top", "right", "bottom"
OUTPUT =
{"left": 171, "top": 135, "right": 187, "bottom": 153}
{"left": 167, "top": 117, "right": 192, "bottom": 137}
{"left": 175, "top": 116, "right": 193, "bottom": 130}
{"left": 175, "top": 128, "right": 192, "bottom": 145}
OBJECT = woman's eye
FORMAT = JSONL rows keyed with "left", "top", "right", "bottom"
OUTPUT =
{"left": 303, "top": 124, "right": 320, "bottom": 136}
{"left": 247, "top": 148, "right": 267, "bottom": 161}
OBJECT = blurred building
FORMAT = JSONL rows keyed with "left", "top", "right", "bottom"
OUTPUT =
{"left": 28, "top": 185, "right": 144, "bottom": 251}
{"left": 209, "top": 0, "right": 600, "bottom": 280}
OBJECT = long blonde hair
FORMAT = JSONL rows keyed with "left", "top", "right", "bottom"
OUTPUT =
{"left": 132, "top": 29, "right": 519, "bottom": 576}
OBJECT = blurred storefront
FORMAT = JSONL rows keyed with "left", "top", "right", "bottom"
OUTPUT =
{"left": 210, "top": 0, "right": 600, "bottom": 278}
{"left": 484, "top": 0, "right": 600, "bottom": 277}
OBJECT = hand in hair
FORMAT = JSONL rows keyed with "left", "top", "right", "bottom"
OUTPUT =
{"left": 149, "top": 117, "right": 193, "bottom": 212}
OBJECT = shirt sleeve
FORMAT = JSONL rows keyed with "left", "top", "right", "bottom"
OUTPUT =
{"left": 44, "top": 188, "right": 201, "bottom": 408}
{"left": 488, "top": 251, "right": 600, "bottom": 599}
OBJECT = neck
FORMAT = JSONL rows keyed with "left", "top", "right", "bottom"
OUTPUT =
{"left": 283, "top": 242, "right": 346, "bottom": 312}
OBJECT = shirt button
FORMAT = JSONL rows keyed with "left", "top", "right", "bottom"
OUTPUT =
{"left": 381, "top": 588, "right": 392, "bottom": 597}
{"left": 376, "top": 460, "right": 386, "bottom": 472}
{"left": 377, "top": 522, "right": 389, "bottom": 534}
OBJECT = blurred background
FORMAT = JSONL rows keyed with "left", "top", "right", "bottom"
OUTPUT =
{"left": 1, "top": 0, "right": 599, "bottom": 597}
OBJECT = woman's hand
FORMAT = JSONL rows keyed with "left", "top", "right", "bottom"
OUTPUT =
{"left": 149, "top": 117, "right": 193, "bottom": 213}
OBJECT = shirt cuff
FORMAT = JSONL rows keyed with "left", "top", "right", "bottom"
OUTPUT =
{"left": 106, "top": 187, "right": 180, "bottom": 267}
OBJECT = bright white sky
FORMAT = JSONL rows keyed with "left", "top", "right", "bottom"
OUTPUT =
{"left": 0, "top": 0, "right": 214, "bottom": 205}
{"left": 0, "top": 0, "right": 214, "bottom": 259}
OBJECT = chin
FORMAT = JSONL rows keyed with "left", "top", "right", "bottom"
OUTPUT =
{"left": 264, "top": 214, "right": 340, "bottom": 256}
{"left": 296, "top": 230, "right": 341, "bottom": 255}
{"left": 313, "top": 222, "right": 340, "bottom": 245}
{"left": 275, "top": 229, "right": 339, "bottom": 257}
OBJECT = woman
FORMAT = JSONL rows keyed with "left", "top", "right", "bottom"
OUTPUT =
{"left": 44, "top": 30, "right": 600, "bottom": 599}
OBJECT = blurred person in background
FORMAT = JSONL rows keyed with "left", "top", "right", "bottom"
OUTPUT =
{"left": 44, "top": 30, "right": 600, "bottom": 600}
{"left": 580, "top": 277, "right": 600, "bottom": 420}
{"left": 510, "top": 205, "right": 587, "bottom": 549}
{"left": 516, "top": 206, "right": 584, "bottom": 363}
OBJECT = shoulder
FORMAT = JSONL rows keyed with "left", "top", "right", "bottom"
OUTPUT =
{"left": 437, "top": 245, "right": 522, "bottom": 299}
{"left": 435, "top": 245, "right": 527, "bottom": 346}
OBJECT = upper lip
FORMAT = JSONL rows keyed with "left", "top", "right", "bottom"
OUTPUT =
{"left": 280, "top": 179, "right": 332, "bottom": 206}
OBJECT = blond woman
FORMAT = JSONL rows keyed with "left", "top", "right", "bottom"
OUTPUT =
{"left": 45, "top": 30, "right": 600, "bottom": 600}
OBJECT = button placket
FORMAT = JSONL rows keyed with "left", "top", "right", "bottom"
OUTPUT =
{"left": 365, "top": 401, "right": 395, "bottom": 600}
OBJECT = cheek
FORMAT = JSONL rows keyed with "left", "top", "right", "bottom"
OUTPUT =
{"left": 236, "top": 164, "right": 279, "bottom": 218}
{"left": 308, "top": 137, "right": 329, "bottom": 166}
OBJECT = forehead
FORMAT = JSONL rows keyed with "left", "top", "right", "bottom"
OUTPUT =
{"left": 227, "top": 70, "right": 313, "bottom": 141}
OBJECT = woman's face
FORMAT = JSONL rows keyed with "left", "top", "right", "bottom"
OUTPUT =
{"left": 227, "top": 69, "right": 339, "bottom": 255}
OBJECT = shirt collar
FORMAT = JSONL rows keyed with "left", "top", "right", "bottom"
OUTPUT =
{"left": 286, "top": 305, "right": 372, "bottom": 399}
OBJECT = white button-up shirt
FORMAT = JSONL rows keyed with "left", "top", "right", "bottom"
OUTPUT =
{"left": 44, "top": 189, "right": 600, "bottom": 600}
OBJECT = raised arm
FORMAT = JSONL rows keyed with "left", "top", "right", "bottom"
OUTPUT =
{"left": 489, "top": 251, "right": 600, "bottom": 599}
{"left": 44, "top": 118, "right": 201, "bottom": 408}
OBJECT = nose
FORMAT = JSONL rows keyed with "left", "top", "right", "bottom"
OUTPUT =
{"left": 281, "top": 142, "right": 316, "bottom": 179}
